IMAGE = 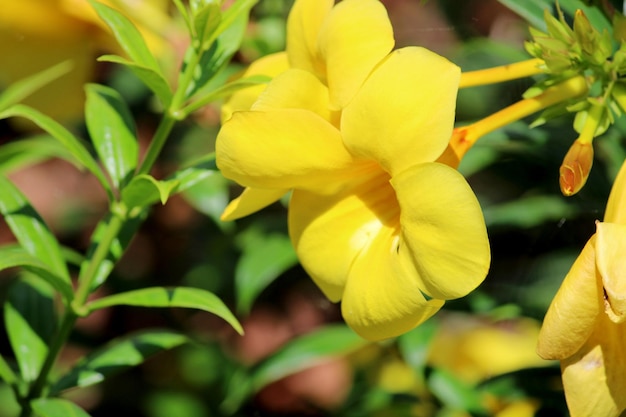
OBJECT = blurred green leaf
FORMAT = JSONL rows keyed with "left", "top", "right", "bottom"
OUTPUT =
{"left": 182, "top": 171, "right": 229, "bottom": 227}
{"left": 483, "top": 194, "right": 576, "bottom": 228}
{"left": 183, "top": 75, "right": 271, "bottom": 116}
{"left": 85, "top": 83, "right": 138, "bottom": 190}
{"left": 0, "top": 135, "right": 74, "bottom": 175}
{"left": 397, "top": 318, "right": 438, "bottom": 379}
{"left": 86, "top": 287, "right": 243, "bottom": 334}
{"left": 0, "top": 61, "right": 72, "bottom": 112}
{"left": 97, "top": 55, "right": 172, "bottom": 107}
{"left": 0, "top": 105, "right": 112, "bottom": 198}
{"left": 428, "top": 368, "right": 487, "bottom": 413}
{"left": 0, "top": 353, "right": 18, "bottom": 386}
{"left": 52, "top": 330, "right": 188, "bottom": 393}
{"left": 121, "top": 174, "right": 179, "bottom": 209}
{"left": 4, "top": 278, "right": 56, "bottom": 382}
{"left": 145, "top": 391, "right": 208, "bottom": 417}
{"left": 235, "top": 230, "right": 298, "bottom": 315}
{"left": 250, "top": 324, "right": 368, "bottom": 392}
{"left": 0, "top": 176, "right": 70, "bottom": 282}
{"left": 90, "top": 1, "right": 162, "bottom": 73}
{"left": 193, "top": 0, "right": 222, "bottom": 50}
{"left": 0, "top": 245, "right": 73, "bottom": 301}
{"left": 498, "top": 0, "right": 610, "bottom": 32}
{"left": 31, "top": 398, "right": 92, "bottom": 417}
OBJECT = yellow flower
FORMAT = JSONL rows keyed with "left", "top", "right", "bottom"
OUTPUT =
{"left": 537, "top": 158, "right": 626, "bottom": 417}
{"left": 217, "top": 0, "right": 490, "bottom": 340}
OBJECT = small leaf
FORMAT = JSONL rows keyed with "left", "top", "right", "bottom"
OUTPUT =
{"left": 121, "top": 174, "right": 179, "bottom": 209}
{"left": 5, "top": 278, "right": 56, "bottom": 382}
{"left": 250, "top": 325, "right": 367, "bottom": 392}
{"left": 235, "top": 231, "right": 298, "bottom": 315}
{"left": 0, "top": 61, "right": 72, "bottom": 112}
{"left": 0, "top": 105, "right": 112, "bottom": 198}
{"left": 86, "top": 287, "right": 243, "bottom": 334}
{"left": 98, "top": 55, "right": 172, "bottom": 107}
{"left": 0, "top": 245, "right": 74, "bottom": 300}
{"left": 51, "top": 330, "right": 188, "bottom": 393}
{"left": 89, "top": 1, "right": 161, "bottom": 72}
{"left": 0, "top": 176, "right": 70, "bottom": 282}
{"left": 31, "top": 397, "right": 92, "bottom": 417}
{"left": 193, "top": 0, "right": 222, "bottom": 49}
{"left": 85, "top": 83, "right": 138, "bottom": 190}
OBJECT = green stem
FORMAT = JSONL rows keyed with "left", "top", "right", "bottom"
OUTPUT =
{"left": 135, "top": 113, "right": 176, "bottom": 176}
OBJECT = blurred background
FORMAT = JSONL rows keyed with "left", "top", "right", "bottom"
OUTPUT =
{"left": 2, "top": 0, "right": 624, "bottom": 416}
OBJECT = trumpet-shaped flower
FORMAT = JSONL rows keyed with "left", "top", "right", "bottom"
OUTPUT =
{"left": 217, "top": 0, "right": 490, "bottom": 340}
{"left": 537, "top": 158, "right": 626, "bottom": 417}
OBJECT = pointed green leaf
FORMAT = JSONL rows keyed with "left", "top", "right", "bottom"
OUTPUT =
{"left": 0, "top": 176, "right": 70, "bottom": 282}
{"left": 0, "top": 135, "right": 74, "bottom": 175}
{"left": 250, "top": 325, "right": 367, "bottom": 392}
{"left": 398, "top": 317, "right": 438, "bottom": 379}
{"left": 89, "top": 1, "right": 161, "bottom": 72}
{"left": 121, "top": 174, "right": 179, "bottom": 209}
{"left": 86, "top": 287, "right": 243, "bottom": 334}
{"left": 85, "top": 83, "right": 138, "bottom": 190}
{"left": 193, "top": 1, "right": 222, "bottom": 49}
{"left": 31, "top": 398, "right": 92, "bottom": 417}
{"left": 51, "top": 330, "right": 188, "bottom": 393}
{"left": 0, "top": 105, "right": 112, "bottom": 198}
{"left": 98, "top": 55, "right": 172, "bottom": 107}
{"left": 5, "top": 278, "right": 56, "bottom": 382}
{"left": 427, "top": 369, "right": 487, "bottom": 413}
{"left": 0, "top": 353, "right": 18, "bottom": 386}
{"left": 235, "top": 231, "right": 298, "bottom": 315}
{"left": 0, "top": 61, "right": 72, "bottom": 112}
{"left": 0, "top": 245, "right": 73, "bottom": 300}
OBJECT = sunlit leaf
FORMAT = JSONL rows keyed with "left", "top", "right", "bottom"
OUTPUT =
{"left": 0, "top": 61, "right": 72, "bottom": 112}
{"left": 85, "top": 83, "right": 138, "bottom": 190}
{"left": 86, "top": 287, "right": 243, "bottom": 334}
{"left": 0, "top": 105, "right": 112, "bottom": 198}
{"left": 193, "top": 0, "right": 222, "bottom": 50}
{"left": 31, "top": 397, "right": 92, "bottom": 417}
{"left": 98, "top": 55, "right": 172, "bottom": 107}
{"left": 0, "top": 176, "right": 70, "bottom": 282}
{"left": 4, "top": 278, "right": 56, "bottom": 382}
{"left": 51, "top": 330, "right": 188, "bottom": 393}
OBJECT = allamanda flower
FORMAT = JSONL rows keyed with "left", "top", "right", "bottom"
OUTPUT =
{"left": 537, "top": 158, "right": 626, "bottom": 417}
{"left": 217, "top": 0, "right": 490, "bottom": 340}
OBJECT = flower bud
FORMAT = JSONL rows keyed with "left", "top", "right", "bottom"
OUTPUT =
{"left": 559, "top": 139, "right": 594, "bottom": 196}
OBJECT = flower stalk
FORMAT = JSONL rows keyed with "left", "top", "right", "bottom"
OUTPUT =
{"left": 458, "top": 58, "right": 545, "bottom": 88}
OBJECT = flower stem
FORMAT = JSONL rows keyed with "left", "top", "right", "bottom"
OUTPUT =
{"left": 459, "top": 58, "right": 545, "bottom": 88}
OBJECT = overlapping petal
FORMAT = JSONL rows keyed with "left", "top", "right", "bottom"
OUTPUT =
{"left": 221, "top": 187, "right": 288, "bottom": 221}
{"left": 604, "top": 154, "right": 626, "bottom": 225}
{"left": 392, "top": 163, "right": 490, "bottom": 300}
{"left": 216, "top": 109, "right": 363, "bottom": 192}
{"left": 286, "top": 0, "right": 333, "bottom": 78}
{"left": 342, "top": 47, "right": 460, "bottom": 176}
{"left": 317, "top": 0, "right": 394, "bottom": 109}
{"left": 536, "top": 238, "right": 601, "bottom": 360}
{"left": 596, "top": 222, "right": 626, "bottom": 322}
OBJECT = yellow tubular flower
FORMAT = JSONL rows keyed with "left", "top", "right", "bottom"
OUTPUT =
{"left": 537, "top": 158, "right": 626, "bottom": 417}
{"left": 217, "top": 0, "right": 490, "bottom": 340}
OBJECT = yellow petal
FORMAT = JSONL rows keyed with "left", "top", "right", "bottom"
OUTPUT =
{"left": 288, "top": 166, "right": 390, "bottom": 301}
{"left": 560, "top": 314, "right": 626, "bottom": 417}
{"left": 216, "top": 109, "right": 359, "bottom": 191}
{"left": 252, "top": 69, "right": 335, "bottom": 124}
{"left": 318, "top": 0, "right": 394, "bottom": 109}
{"left": 537, "top": 237, "right": 601, "bottom": 360}
{"left": 286, "top": 0, "right": 333, "bottom": 77}
{"left": 340, "top": 221, "right": 445, "bottom": 340}
{"left": 596, "top": 222, "right": 626, "bottom": 322}
{"left": 604, "top": 158, "right": 626, "bottom": 225}
{"left": 221, "top": 52, "right": 289, "bottom": 121}
{"left": 341, "top": 47, "right": 460, "bottom": 176}
{"left": 221, "top": 187, "right": 287, "bottom": 221}
{"left": 392, "top": 163, "right": 490, "bottom": 300}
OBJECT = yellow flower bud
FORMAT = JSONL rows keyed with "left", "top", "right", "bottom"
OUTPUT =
{"left": 559, "top": 139, "right": 594, "bottom": 196}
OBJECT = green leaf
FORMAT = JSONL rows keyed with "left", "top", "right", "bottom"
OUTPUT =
{"left": 98, "top": 55, "right": 172, "bottom": 107}
{"left": 89, "top": 1, "right": 161, "bottom": 72}
{"left": 4, "top": 278, "right": 56, "bottom": 382}
{"left": 193, "top": 0, "right": 222, "bottom": 50}
{"left": 482, "top": 195, "right": 576, "bottom": 228}
{"left": 85, "top": 83, "right": 138, "bottom": 190}
{"left": 427, "top": 368, "right": 487, "bottom": 413}
{"left": 250, "top": 324, "right": 367, "bottom": 391}
{"left": 86, "top": 287, "right": 243, "bottom": 334}
{"left": 51, "top": 330, "right": 188, "bottom": 393}
{"left": 397, "top": 317, "right": 438, "bottom": 379}
{"left": 121, "top": 174, "right": 179, "bottom": 209}
{"left": 497, "top": 0, "right": 554, "bottom": 30}
{"left": 235, "top": 231, "right": 298, "bottom": 315}
{"left": 0, "top": 135, "right": 74, "bottom": 175}
{"left": 0, "top": 353, "right": 18, "bottom": 386}
{"left": 0, "top": 245, "right": 73, "bottom": 300}
{"left": 0, "top": 176, "right": 70, "bottom": 282}
{"left": 0, "top": 61, "right": 73, "bottom": 112}
{"left": 0, "top": 105, "right": 112, "bottom": 198}
{"left": 31, "top": 397, "right": 92, "bottom": 417}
